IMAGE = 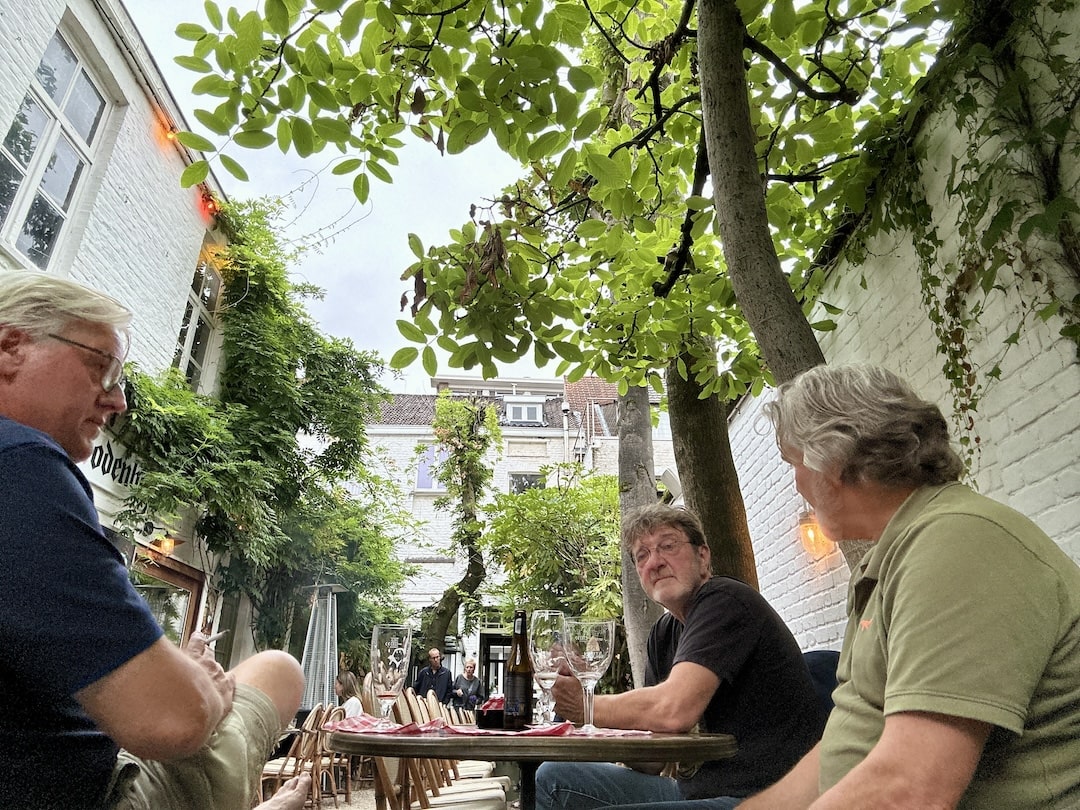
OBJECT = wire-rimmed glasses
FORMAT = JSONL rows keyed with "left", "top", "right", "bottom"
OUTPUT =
{"left": 564, "top": 618, "right": 615, "bottom": 734}
{"left": 370, "top": 624, "right": 412, "bottom": 726}
{"left": 46, "top": 333, "right": 126, "bottom": 392}
{"left": 529, "top": 610, "right": 566, "bottom": 725}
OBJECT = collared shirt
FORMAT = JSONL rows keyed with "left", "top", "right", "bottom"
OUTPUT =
{"left": 821, "top": 483, "right": 1080, "bottom": 806}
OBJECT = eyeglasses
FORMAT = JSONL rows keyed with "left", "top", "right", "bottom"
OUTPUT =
{"left": 633, "top": 538, "right": 695, "bottom": 567}
{"left": 47, "top": 333, "right": 126, "bottom": 393}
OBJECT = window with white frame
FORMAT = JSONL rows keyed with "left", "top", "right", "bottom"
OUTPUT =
{"left": 509, "top": 472, "right": 544, "bottom": 494}
{"left": 504, "top": 395, "right": 545, "bottom": 425}
{"left": 0, "top": 30, "right": 107, "bottom": 268}
{"left": 416, "top": 444, "right": 449, "bottom": 490}
{"left": 173, "top": 257, "right": 221, "bottom": 391}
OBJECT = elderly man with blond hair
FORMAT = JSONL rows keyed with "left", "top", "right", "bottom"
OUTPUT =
{"left": 0, "top": 271, "right": 307, "bottom": 809}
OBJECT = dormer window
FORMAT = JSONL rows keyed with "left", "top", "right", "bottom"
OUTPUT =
{"left": 504, "top": 395, "right": 545, "bottom": 426}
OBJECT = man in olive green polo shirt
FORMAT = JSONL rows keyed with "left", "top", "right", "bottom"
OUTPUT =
{"left": 735, "top": 365, "right": 1080, "bottom": 809}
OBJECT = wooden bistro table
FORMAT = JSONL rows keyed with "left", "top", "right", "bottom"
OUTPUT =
{"left": 328, "top": 724, "right": 737, "bottom": 810}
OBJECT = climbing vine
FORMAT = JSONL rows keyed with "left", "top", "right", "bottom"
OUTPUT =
{"left": 852, "top": 0, "right": 1080, "bottom": 469}
{"left": 115, "top": 198, "right": 410, "bottom": 651}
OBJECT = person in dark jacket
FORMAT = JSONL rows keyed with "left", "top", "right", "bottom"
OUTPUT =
{"left": 414, "top": 648, "right": 453, "bottom": 704}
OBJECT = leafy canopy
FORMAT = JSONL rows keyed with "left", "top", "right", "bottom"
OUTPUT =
{"left": 175, "top": 0, "right": 950, "bottom": 400}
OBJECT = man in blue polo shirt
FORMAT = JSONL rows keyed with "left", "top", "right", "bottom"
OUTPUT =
{"left": 0, "top": 271, "right": 308, "bottom": 809}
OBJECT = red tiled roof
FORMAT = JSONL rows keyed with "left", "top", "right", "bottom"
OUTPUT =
{"left": 564, "top": 377, "right": 618, "bottom": 414}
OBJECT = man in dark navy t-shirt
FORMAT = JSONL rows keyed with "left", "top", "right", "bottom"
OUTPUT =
{"left": 0, "top": 271, "right": 308, "bottom": 809}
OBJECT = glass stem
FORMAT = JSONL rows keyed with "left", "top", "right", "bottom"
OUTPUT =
{"left": 542, "top": 687, "right": 554, "bottom": 724}
{"left": 581, "top": 683, "right": 596, "bottom": 729}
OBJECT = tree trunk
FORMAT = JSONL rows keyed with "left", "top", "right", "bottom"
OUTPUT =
{"left": 618, "top": 385, "right": 665, "bottom": 687}
{"left": 421, "top": 541, "right": 485, "bottom": 660}
{"left": 666, "top": 357, "right": 758, "bottom": 588}
{"left": 698, "top": 0, "right": 826, "bottom": 384}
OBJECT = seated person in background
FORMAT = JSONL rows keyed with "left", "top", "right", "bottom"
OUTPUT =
{"left": 414, "top": 647, "right": 453, "bottom": 704}
{"left": 335, "top": 671, "right": 364, "bottom": 718}
{"left": 729, "top": 364, "right": 1080, "bottom": 809}
{"left": 452, "top": 658, "right": 485, "bottom": 709}
{"left": 536, "top": 504, "right": 822, "bottom": 810}
{"left": 0, "top": 271, "right": 305, "bottom": 809}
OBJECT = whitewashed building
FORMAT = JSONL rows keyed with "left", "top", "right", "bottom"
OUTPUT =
{"left": 367, "top": 374, "right": 677, "bottom": 691}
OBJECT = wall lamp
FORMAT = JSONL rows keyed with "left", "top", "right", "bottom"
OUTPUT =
{"left": 141, "top": 522, "right": 186, "bottom": 557}
{"left": 797, "top": 503, "right": 833, "bottom": 557}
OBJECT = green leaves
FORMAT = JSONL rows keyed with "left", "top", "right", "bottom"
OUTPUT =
{"left": 180, "top": 160, "right": 210, "bottom": 188}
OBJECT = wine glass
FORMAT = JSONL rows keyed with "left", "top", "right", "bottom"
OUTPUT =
{"left": 529, "top": 610, "right": 567, "bottom": 725}
{"left": 564, "top": 618, "right": 615, "bottom": 734}
{"left": 370, "top": 624, "right": 412, "bottom": 725}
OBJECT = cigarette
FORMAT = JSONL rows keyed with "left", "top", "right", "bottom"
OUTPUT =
{"left": 206, "top": 630, "right": 230, "bottom": 643}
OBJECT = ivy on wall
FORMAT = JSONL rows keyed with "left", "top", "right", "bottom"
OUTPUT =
{"left": 846, "top": 0, "right": 1079, "bottom": 468}
{"left": 116, "top": 198, "right": 409, "bottom": 651}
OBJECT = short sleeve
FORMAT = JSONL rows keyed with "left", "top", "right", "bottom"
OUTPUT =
{"left": 880, "top": 514, "right": 1058, "bottom": 732}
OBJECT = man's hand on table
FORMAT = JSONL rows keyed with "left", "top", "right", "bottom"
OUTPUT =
{"left": 550, "top": 664, "right": 585, "bottom": 725}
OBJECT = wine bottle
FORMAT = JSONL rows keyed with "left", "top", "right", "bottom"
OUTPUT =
{"left": 503, "top": 608, "right": 534, "bottom": 730}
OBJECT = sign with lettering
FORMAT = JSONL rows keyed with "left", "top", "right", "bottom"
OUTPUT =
{"left": 82, "top": 437, "right": 144, "bottom": 496}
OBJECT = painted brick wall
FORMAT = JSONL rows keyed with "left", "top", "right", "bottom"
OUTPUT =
{"left": 729, "top": 8, "right": 1080, "bottom": 649}
{"left": 0, "top": 0, "right": 211, "bottom": 370}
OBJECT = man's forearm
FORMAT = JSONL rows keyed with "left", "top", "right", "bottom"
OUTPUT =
{"left": 593, "top": 688, "right": 698, "bottom": 732}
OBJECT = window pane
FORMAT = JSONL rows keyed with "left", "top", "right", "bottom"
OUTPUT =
{"left": 3, "top": 96, "right": 49, "bottom": 168}
{"left": 509, "top": 473, "right": 544, "bottom": 494}
{"left": 65, "top": 69, "right": 105, "bottom": 144}
{"left": 36, "top": 33, "right": 78, "bottom": 103}
{"left": 194, "top": 263, "right": 221, "bottom": 312}
{"left": 173, "top": 300, "right": 194, "bottom": 367}
{"left": 417, "top": 445, "right": 448, "bottom": 489}
{"left": 17, "top": 193, "right": 63, "bottom": 268}
{"left": 0, "top": 154, "right": 24, "bottom": 225}
{"left": 185, "top": 356, "right": 203, "bottom": 391}
{"left": 131, "top": 569, "right": 191, "bottom": 647}
{"left": 188, "top": 313, "right": 212, "bottom": 370}
{"left": 39, "top": 136, "right": 84, "bottom": 210}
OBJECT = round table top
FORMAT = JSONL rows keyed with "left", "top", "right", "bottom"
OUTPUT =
{"left": 329, "top": 727, "right": 737, "bottom": 763}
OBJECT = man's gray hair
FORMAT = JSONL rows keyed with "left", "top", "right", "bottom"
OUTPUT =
{"left": 621, "top": 503, "right": 707, "bottom": 555}
{"left": 763, "top": 364, "right": 963, "bottom": 488}
{"left": 0, "top": 271, "right": 132, "bottom": 341}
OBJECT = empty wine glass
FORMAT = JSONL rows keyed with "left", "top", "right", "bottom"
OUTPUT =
{"left": 370, "top": 624, "right": 412, "bottom": 725}
{"left": 529, "top": 610, "right": 567, "bottom": 725}
{"left": 564, "top": 618, "right": 615, "bottom": 734}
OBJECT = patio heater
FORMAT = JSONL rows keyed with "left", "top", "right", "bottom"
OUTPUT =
{"left": 299, "top": 582, "right": 347, "bottom": 710}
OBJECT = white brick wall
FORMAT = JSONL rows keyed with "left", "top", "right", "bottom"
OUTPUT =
{"left": 729, "top": 5, "right": 1080, "bottom": 648}
{"left": 0, "top": 0, "right": 212, "bottom": 368}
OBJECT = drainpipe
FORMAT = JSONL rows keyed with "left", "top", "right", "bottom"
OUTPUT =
{"left": 561, "top": 401, "right": 570, "bottom": 462}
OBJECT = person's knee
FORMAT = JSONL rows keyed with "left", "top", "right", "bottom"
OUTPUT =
{"left": 233, "top": 650, "right": 304, "bottom": 725}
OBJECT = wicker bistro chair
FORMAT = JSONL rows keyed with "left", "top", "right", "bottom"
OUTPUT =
{"left": 318, "top": 705, "right": 349, "bottom": 805}
{"left": 399, "top": 690, "right": 509, "bottom": 799}
{"left": 260, "top": 703, "right": 325, "bottom": 806}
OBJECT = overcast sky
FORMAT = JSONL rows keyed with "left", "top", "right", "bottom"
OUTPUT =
{"left": 123, "top": 0, "right": 538, "bottom": 393}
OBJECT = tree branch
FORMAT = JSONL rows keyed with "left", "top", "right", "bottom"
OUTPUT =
{"left": 653, "top": 126, "right": 711, "bottom": 298}
{"left": 743, "top": 33, "right": 861, "bottom": 104}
